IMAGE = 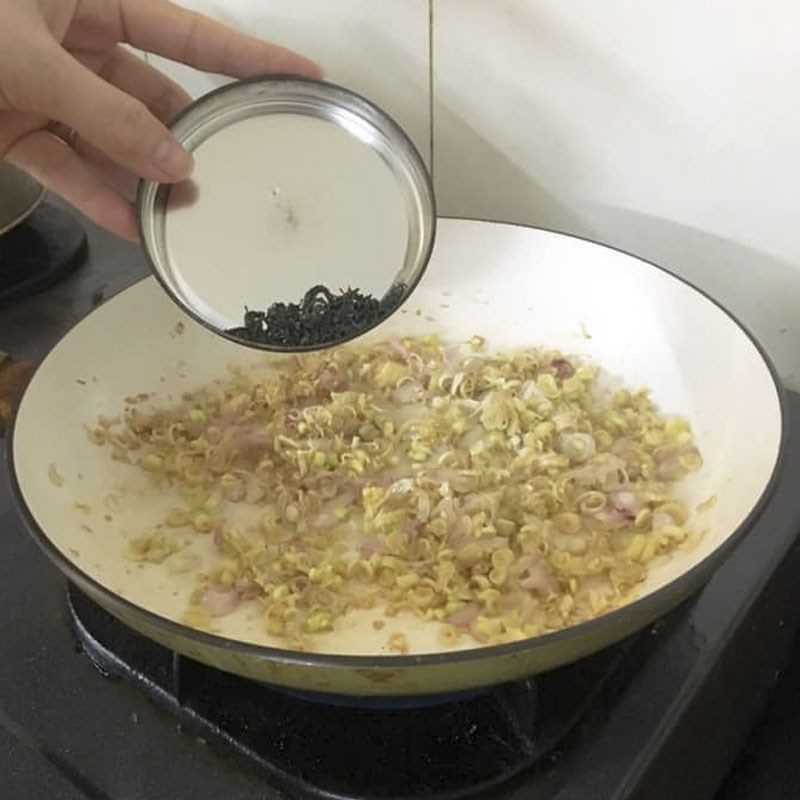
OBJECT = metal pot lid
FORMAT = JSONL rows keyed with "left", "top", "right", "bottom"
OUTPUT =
{"left": 136, "top": 76, "right": 436, "bottom": 351}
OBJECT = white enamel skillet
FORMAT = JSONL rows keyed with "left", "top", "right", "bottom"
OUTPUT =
{"left": 7, "top": 218, "right": 786, "bottom": 696}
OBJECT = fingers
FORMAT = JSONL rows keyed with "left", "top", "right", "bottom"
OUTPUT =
{"left": 70, "top": 47, "right": 195, "bottom": 201}
{"left": 17, "top": 42, "right": 193, "bottom": 184}
{"left": 74, "top": 139, "right": 140, "bottom": 201}
{"left": 117, "top": 0, "right": 322, "bottom": 79}
{"left": 98, "top": 46, "right": 192, "bottom": 125}
{"left": 5, "top": 129, "right": 138, "bottom": 241}
{"left": 0, "top": 44, "right": 193, "bottom": 233}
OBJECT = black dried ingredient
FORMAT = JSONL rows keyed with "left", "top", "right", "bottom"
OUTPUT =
{"left": 228, "top": 283, "right": 406, "bottom": 348}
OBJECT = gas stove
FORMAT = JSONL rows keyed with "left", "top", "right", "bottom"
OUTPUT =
{"left": 66, "top": 583, "right": 641, "bottom": 798}
{"left": 2, "top": 208, "right": 800, "bottom": 800}
{"left": 0, "top": 203, "right": 87, "bottom": 306}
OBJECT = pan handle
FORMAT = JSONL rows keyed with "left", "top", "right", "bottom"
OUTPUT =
{"left": 0, "top": 351, "right": 33, "bottom": 437}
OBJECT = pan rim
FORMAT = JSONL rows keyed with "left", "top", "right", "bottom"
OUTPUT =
{"left": 6, "top": 217, "right": 790, "bottom": 673}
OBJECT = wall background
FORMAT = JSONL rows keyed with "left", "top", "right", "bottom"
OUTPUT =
{"left": 150, "top": 1, "right": 800, "bottom": 387}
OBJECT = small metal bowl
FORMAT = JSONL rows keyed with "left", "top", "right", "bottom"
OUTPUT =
{"left": 136, "top": 76, "right": 436, "bottom": 352}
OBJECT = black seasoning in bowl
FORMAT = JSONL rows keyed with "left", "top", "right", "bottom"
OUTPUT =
{"left": 228, "top": 283, "right": 407, "bottom": 348}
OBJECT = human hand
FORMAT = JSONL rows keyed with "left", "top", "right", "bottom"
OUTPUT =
{"left": 0, "top": 0, "right": 321, "bottom": 240}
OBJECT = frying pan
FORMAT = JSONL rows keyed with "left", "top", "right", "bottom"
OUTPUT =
{"left": 8, "top": 219, "right": 786, "bottom": 696}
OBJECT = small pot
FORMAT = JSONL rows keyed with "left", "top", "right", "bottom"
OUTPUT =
{"left": 6, "top": 219, "right": 787, "bottom": 697}
{"left": 0, "top": 162, "right": 45, "bottom": 236}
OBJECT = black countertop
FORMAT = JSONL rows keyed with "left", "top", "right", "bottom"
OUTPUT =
{"left": 715, "top": 634, "right": 800, "bottom": 799}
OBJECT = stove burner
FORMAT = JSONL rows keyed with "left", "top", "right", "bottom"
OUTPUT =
{"left": 0, "top": 203, "right": 87, "bottom": 305}
{"left": 68, "top": 585, "right": 645, "bottom": 799}
{"left": 275, "top": 684, "right": 486, "bottom": 710}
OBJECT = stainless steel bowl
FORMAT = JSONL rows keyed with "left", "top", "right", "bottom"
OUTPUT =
{"left": 136, "top": 76, "right": 436, "bottom": 352}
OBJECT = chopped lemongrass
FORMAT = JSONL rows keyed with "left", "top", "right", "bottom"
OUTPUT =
{"left": 92, "top": 335, "right": 703, "bottom": 650}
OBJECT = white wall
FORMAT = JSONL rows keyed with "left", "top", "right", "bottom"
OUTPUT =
{"left": 151, "top": 1, "right": 800, "bottom": 388}
{"left": 146, "top": 0, "right": 430, "bottom": 163}
{"left": 433, "top": 1, "right": 800, "bottom": 388}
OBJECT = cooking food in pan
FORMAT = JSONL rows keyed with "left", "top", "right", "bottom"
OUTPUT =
{"left": 90, "top": 334, "right": 704, "bottom": 654}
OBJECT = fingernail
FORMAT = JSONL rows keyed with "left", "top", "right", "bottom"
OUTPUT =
{"left": 152, "top": 138, "right": 193, "bottom": 180}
